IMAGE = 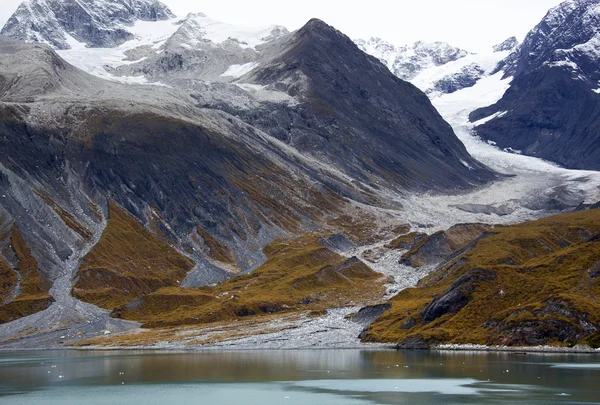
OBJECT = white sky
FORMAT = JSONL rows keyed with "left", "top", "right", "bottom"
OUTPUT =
{"left": 0, "top": 0, "right": 564, "bottom": 52}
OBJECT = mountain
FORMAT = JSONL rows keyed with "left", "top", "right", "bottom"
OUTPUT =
{"left": 354, "top": 38, "right": 469, "bottom": 81}
{"left": 0, "top": 0, "right": 174, "bottom": 50}
{"left": 116, "top": 12, "right": 289, "bottom": 82}
{"left": 492, "top": 36, "right": 519, "bottom": 53}
{"left": 363, "top": 207, "right": 600, "bottom": 348}
{"left": 0, "top": 11, "right": 496, "bottom": 346}
{"left": 470, "top": 0, "right": 600, "bottom": 170}
{"left": 235, "top": 19, "right": 495, "bottom": 189}
{"left": 355, "top": 37, "right": 516, "bottom": 96}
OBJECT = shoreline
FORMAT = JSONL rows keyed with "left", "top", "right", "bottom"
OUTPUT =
{"left": 432, "top": 343, "right": 600, "bottom": 354}
{"left": 1, "top": 343, "right": 599, "bottom": 354}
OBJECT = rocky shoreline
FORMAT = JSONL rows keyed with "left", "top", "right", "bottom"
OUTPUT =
{"left": 433, "top": 343, "right": 600, "bottom": 354}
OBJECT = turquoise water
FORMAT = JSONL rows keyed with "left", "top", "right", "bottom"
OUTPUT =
{"left": 0, "top": 350, "right": 599, "bottom": 404}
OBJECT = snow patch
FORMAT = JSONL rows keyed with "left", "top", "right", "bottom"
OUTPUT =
{"left": 546, "top": 59, "right": 579, "bottom": 70}
{"left": 412, "top": 50, "right": 510, "bottom": 95}
{"left": 178, "top": 13, "right": 287, "bottom": 50}
{"left": 471, "top": 110, "right": 507, "bottom": 127}
{"left": 56, "top": 17, "right": 182, "bottom": 84}
{"left": 221, "top": 62, "right": 259, "bottom": 78}
{"left": 235, "top": 83, "right": 298, "bottom": 105}
{"left": 460, "top": 159, "right": 474, "bottom": 170}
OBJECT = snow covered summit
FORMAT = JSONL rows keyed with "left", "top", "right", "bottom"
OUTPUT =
{"left": 355, "top": 37, "right": 511, "bottom": 96}
{"left": 1, "top": 0, "right": 174, "bottom": 49}
{"left": 354, "top": 37, "right": 469, "bottom": 81}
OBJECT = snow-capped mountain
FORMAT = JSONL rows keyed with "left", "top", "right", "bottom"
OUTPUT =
{"left": 1, "top": 0, "right": 600, "bottom": 350}
{"left": 115, "top": 12, "right": 289, "bottom": 82}
{"left": 504, "top": 0, "right": 600, "bottom": 80}
{"left": 1, "top": 4, "right": 289, "bottom": 85}
{"left": 492, "top": 36, "right": 519, "bottom": 52}
{"left": 355, "top": 37, "right": 516, "bottom": 96}
{"left": 0, "top": 0, "right": 174, "bottom": 50}
{"left": 0, "top": 10, "right": 505, "bottom": 345}
{"left": 471, "top": 0, "right": 600, "bottom": 170}
{"left": 354, "top": 38, "right": 469, "bottom": 81}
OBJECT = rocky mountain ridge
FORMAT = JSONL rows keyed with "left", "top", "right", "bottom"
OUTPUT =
{"left": 471, "top": 0, "right": 600, "bottom": 170}
{"left": 1, "top": 0, "right": 174, "bottom": 49}
{"left": 355, "top": 36, "right": 517, "bottom": 96}
{"left": 354, "top": 38, "right": 470, "bottom": 81}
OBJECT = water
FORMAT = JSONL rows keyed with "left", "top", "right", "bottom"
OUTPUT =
{"left": 0, "top": 349, "right": 599, "bottom": 404}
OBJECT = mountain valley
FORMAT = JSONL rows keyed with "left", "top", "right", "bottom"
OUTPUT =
{"left": 0, "top": 0, "right": 599, "bottom": 351}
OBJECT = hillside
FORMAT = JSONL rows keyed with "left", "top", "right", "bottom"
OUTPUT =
{"left": 363, "top": 208, "right": 600, "bottom": 348}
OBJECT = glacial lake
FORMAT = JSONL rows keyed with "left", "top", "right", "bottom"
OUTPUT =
{"left": 1, "top": 349, "right": 599, "bottom": 404}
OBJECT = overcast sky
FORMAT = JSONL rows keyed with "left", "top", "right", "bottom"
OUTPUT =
{"left": 0, "top": 0, "right": 564, "bottom": 51}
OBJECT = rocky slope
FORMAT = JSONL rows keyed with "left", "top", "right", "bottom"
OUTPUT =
{"left": 363, "top": 208, "right": 600, "bottom": 348}
{"left": 471, "top": 0, "right": 600, "bottom": 170}
{"left": 237, "top": 19, "right": 495, "bottom": 190}
{"left": 1, "top": 0, "right": 174, "bottom": 49}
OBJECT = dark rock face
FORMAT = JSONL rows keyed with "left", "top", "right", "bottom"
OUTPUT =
{"left": 318, "top": 234, "right": 355, "bottom": 253}
{"left": 400, "top": 223, "right": 493, "bottom": 268}
{"left": 431, "top": 64, "right": 485, "bottom": 94}
{"left": 471, "top": 67, "right": 600, "bottom": 170}
{"left": 421, "top": 268, "right": 496, "bottom": 322}
{"left": 484, "top": 300, "right": 597, "bottom": 346}
{"left": 472, "top": 0, "right": 600, "bottom": 170}
{"left": 395, "top": 335, "right": 431, "bottom": 349}
{"left": 245, "top": 19, "right": 495, "bottom": 191}
{"left": 351, "top": 304, "right": 392, "bottom": 327}
{"left": 504, "top": 0, "right": 600, "bottom": 79}
{"left": 1, "top": 0, "right": 174, "bottom": 49}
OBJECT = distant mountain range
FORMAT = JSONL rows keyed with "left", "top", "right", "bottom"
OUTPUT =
{"left": 355, "top": 37, "right": 517, "bottom": 96}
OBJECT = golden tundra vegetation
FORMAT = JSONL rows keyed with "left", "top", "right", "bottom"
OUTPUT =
{"left": 71, "top": 203, "right": 387, "bottom": 334}
{"left": 72, "top": 204, "right": 195, "bottom": 309}
{"left": 112, "top": 234, "right": 387, "bottom": 327}
{"left": 0, "top": 226, "right": 53, "bottom": 323}
{"left": 71, "top": 199, "right": 600, "bottom": 349}
{"left": 363, "top": 208, "right": 600, "bottom": 348}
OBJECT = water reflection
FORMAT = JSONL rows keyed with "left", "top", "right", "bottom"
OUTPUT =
{"left": 0, "top": 349, "right": 599, "bottom": 404}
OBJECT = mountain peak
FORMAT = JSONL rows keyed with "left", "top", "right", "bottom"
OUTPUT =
{"left": 492, "top": 36, "right": 519, "bottom": 52}
{"left": 296, "top": 18, "right": 339, "bottom": 38}
{"left": 1, "top": 0, "right": 175, "bottom": 50}
{"left": 354, "top": 37, "right": 468, "bottom": 81}
{"left": 507, "top": 0, "right": 600, "bottom": 78}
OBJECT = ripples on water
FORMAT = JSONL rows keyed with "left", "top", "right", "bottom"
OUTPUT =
{"left": 0, "top": 350, "right": 599, "bottom": 404}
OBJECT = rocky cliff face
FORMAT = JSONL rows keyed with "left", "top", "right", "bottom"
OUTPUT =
{"left": 1, "top": 0, "right": 174, "bottom": 49}
{"left": 492, "top": 36, "right": 519, "bottom": 53}
{"left": 471, "top": 0, "right": 600, "bottom": 170}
